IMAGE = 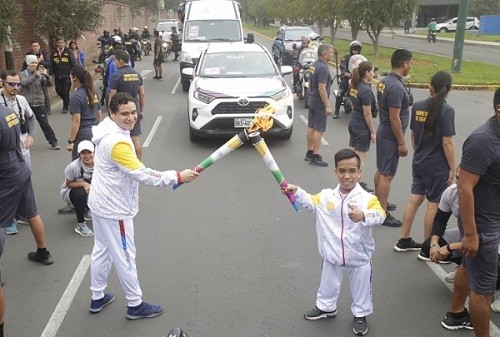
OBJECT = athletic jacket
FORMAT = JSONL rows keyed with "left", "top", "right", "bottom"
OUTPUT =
{"left": 294, "top": 183, "right": 385, "bottom": 267}
{"left": 88, "top": 117, "right": 180, "bottom": 220}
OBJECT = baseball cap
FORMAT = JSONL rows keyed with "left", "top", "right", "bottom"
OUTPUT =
{"left": 78, "top": 140, "right": 95, "bottom": 153}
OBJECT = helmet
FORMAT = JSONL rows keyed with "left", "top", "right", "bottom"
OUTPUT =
{"left": 308, "top": 32, "right": 320, "bottom": 41}
{"left": 103, "top": 30, "right": 110, "bottom": 35}
{"left": 112, "top": 36, "right": 122, "bottom": 44}
{"left": 143, "top": 26, "right": 148, "bottom": 29}
{"left": 133, "top": 27, "right": 138, "bottom": 31}
{"left": 431, "top": 17, "right": 436, "bottom": 21}
{"left": 349, "top": 40, "right": 362, "bottom": 53}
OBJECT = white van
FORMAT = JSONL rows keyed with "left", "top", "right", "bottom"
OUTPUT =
{"left": 179, "top": 0, "right": 254, "bottom": 91}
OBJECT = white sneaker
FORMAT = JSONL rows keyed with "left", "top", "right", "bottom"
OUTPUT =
{"left": 492, "top": 291, "right": 500, "bottom": 313}
{"left": 75, "top": 223, "right": 94, "bottom": 237}
{"left": 445, "top": 268, "right": 458, "bottom": 283}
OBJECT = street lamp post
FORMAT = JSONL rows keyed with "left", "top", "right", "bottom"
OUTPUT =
{"left": 451, "top": 0, "right": 470, "bottom": 73}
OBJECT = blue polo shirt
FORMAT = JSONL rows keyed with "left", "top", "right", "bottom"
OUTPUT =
{"left": 68, "top": 86, "right": 101, "bottom": 129}
{"left": 349, "top": 81, "right": 373, "bottom": 132}
{"left": 308, "top": 59, "right": 332, "bottom": 110}
{"left": 376, "top": 72, "right": 411, "bottom": 140}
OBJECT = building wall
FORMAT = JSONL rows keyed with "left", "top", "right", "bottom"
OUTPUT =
{"left": 0, "top": 1, "right": 166, "bottom": 71}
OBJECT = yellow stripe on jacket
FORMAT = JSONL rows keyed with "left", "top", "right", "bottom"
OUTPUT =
{"left": 111, "top": 141, "right": 142, "bottom": 170}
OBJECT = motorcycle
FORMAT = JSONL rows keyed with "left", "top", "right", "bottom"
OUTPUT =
{"left": 97, "top": 42, "right": 110, "bottom": 63}
{"left": 162, "top": 35, "right": 172, "bottom": 60}
{"left": 142, "top": 38, "right": 152, "bottom": 56}
{"left": 92, "top": 60, "right": 106, "bottom": 105}
{"left": 294, "top": 47, "right": 318, "bottom": 109}
{"left": 427, "top": 30, "right": 437, "bottom": 43}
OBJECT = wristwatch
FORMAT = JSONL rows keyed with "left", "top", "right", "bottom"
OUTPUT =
{"left": 446, "top": 244, "right": 453, "bottom": 253}
{"left": 68, "top": 139, "right": 75, "bottom": 144}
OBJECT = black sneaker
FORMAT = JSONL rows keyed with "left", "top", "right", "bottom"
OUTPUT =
{"left": 387, "top": 202, "right": 397, "bottom": 211}
{"left": 381, "top": 213, "right": 402, "bottom": 227}
{"left": 157, "top": 76, "right": 163, "bottom": 81}
{"left": 152, "top": 76, "right": 159, "bottom": 79}
{"left": 304, "top": 306, "right": 337, "bottom": 320}
{"left": 332, "top": 110, "right": 339, "bottom": 119}
{"left": 417, "top": 251, "right": 431, "bottom": 262}
{"left": 304, "top": 151, "right": 313, "bottom": 161}
{"left": 310, "top": 155, "right": 328, "bottom": 167}
{"left": 394, "top": 237, "right": 422, "bottom": 252}
{"left": 441, "top": 311, "right": 474, "bottom": 330}
{"left": 353, "top": 316, "right": 368, "bottom": 335}
{"left": 359, "top": 181, "right": 374, "bottom": 193}
{"left": 28, "top": 250, "right": 53, "bottom": 265}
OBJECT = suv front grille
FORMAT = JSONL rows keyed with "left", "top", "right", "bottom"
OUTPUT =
{"left": 212, "top": 101, "right": 268, "bottom": 115}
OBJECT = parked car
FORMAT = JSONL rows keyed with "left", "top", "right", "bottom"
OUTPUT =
{"left": 272, "top": 25, "right": 315, "bottom": 66}
{"left": 183, "top": 43, "right": 294, "bottom": 141}
{"left": 435, "top": 17, "right": 480, "bottom": 33}
{"left": 156, "top": 19, "right": 181, "bottom": 37}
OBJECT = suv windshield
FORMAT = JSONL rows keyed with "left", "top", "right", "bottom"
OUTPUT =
{"left": 184, "top": 20, "right": 242, "bottom": 42}
{"left": 284, "top": 28, "right": 314, "bottom": 41}
{"left": 200, "top": 51, "right": 277, "bottom": 77}
{"left": 157, "top": 21, "right": 179, "bottom": 33}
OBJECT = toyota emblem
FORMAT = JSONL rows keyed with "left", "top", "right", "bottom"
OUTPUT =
{"left": 237, "top": 97, "right": 249, "bottom": 106}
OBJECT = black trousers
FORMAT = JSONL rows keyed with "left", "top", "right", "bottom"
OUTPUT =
{"left": 31, "top": 105, "right": 58, "bottom": 146}
{"left": 54, "top": 76, "right": 71, "bottom": 110}
{"left": 69, "top": 187, "right": 88, "bottom": 224}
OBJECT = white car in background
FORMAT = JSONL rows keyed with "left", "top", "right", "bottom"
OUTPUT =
{"left": 183, "top": 43, "right": 294, "bottom": 141}
{"left": 435, "top": 17, "right": 480, "bottom": 32}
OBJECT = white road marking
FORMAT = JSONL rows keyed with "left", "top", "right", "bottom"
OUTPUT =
{"left": 299, "top": 114, "right": 329, "bottom": 145}
{"left": 140, "top": 69, "right": 153, "bottom": 78}
{"left": 143, "top": 116, "right": 163, "bottom": 148}
{"left": 171, "top": 76, "right": 181, "bottom": 94}
{"left": 425, "top": 261, "right": 500, "bottom": 336}
{"left": 41, "top": 255, "right": 91, "bottom": 337}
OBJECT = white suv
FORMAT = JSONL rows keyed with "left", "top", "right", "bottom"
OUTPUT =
{"left": 435, "top": 17, "right": 480, "bottom": 33}
{"left": 183, "top": 43, "right": 294, "bottom": 141}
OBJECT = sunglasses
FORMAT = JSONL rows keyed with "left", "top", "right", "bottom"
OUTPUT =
{"left": 5, "top": 82, "right": 22, "bottom": 88}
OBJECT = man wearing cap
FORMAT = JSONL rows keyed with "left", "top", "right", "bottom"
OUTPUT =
{"left": 60, "top": 140, "right": 95, "bottom": 237}
{"left": 22, "top": 41, "right": 51, "bottom": 114}
{"left": 19, "top": 57, "right": 59, "bottom": 150}
{"left": 459, "top": 88, "right": 500, "bottom": 337}
{"left": 49, "top": 36, "right": 75, "bottom": 114}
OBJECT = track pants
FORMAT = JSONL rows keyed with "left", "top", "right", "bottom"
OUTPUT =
{"left": 90, "top": 214, "right": 142, "bottom": 307}
{"left": 316, "top": 259, "right": 373, "bottom": 317}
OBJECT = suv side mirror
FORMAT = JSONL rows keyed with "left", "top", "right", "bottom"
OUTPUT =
{"left": 245, "top": 33, "right": 254, "bottom": 44}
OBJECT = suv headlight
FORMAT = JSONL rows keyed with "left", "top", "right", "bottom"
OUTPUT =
{"left": 194, "top": 90, "right": 215, "bottom": 104}
{"left": 271, "top": 88, "right": 289, "bottom": 102}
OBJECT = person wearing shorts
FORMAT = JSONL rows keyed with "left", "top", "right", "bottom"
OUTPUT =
{"left": 153, "top": 30, "right": 163, "bottom": 80}
{"left": 0, "top": 104, "right": 55, "bottom": 335}
{"left": 348, "top": 61, "right": 376, "bottom": 193}
{"left": 305, "top": 44, "right": 333, "bottom": 167}
{"left": 108, "top": 50, "right": 145, "bottom": 160}
{"left": 459, "top": 88, "right": 500, "bottom": 337}
{"left": 394, "top": 71, "right": 456, "bottom": 252}
{"left": 374, "top": 49, "right": 412, "bottom": 228}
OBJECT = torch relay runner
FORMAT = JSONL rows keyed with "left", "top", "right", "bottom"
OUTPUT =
{"left": 283, "top": 148, "right": 386, "bottom": 336}
{"left": 87, "top": 92, "right": 198, "bottom": 319}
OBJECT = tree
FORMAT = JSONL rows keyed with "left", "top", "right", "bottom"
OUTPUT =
{"left": 337, "top": 0, "right": 365, "bottom": 40}
{"left": 362, "top": 0, "right": 418, "bottom": 56}
{"left": 469, "top": 0, "right": 500, "bottom": 17}
{"left": 0, "top": 0, "right": 22, "bottom": 45}
{"left": 29, "top": 0, "right": 105, "bottom": 47}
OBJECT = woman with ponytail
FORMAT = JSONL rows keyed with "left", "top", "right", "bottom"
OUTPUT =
{"left": 66, "top": 65, "right": 102, "bottom": 160}
{"left": 347, "top": 61, "right": 376, "bottom": 193}
{"left": 396, "top": 70, "right": 456, "bottom": 251}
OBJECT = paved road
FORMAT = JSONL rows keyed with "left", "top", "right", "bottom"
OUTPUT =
{"left": 322, "top": 27, "right": 500, "bottom": 66}
{"left": 2, "top": 35, "right": 500, "bottom": 337}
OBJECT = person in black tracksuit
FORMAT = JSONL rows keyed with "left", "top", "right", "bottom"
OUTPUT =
{"left": 49, "top": 36, "right": 75, "bottom": 114}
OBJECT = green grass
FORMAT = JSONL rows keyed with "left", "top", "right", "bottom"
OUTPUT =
{"left": 415, "top": 30, "right": 500, "bottom": 43}
{"left": 245, "top": 23, "right": 500, "bottom": 86}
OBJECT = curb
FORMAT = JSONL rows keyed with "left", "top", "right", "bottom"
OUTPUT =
{"left": 245, "top": 29, "right": 499, "bottom": 91}
{"left": 388, "top": 32, "right": 500, "bottom": 50}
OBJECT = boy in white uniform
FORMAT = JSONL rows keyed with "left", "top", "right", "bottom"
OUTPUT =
{"left": 285, "top": 148, "right": 385, "bottom": 335}
{"left": 88, "top": 92, "right": 198, "bottom": 319}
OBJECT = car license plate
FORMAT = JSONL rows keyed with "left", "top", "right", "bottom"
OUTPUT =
{"left": 234, "top": 118, "right": 252, "bottom": 128}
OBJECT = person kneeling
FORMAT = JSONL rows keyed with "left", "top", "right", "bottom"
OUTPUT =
{"left": 59, "top": 140, "right": 95, "bottom": 237}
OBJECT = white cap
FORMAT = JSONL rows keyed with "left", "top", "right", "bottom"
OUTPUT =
{"left": 77, "top": 140, "right": 95, "bottom": 153}
{"left": 25, "top": 55, "right": 38, "bottom": 65}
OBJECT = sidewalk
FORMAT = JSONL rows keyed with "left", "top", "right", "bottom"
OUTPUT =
{"left": 383, "top": 28, "right": 500, "bottom": 49}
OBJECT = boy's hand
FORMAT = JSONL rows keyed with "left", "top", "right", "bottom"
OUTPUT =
{"left": 347, "top": 203, "right": 364, "bottom": 222}
{"left": 281, "top": 183, "right": 297, "bottom": 195}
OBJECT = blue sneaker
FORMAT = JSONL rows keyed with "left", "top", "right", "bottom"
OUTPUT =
{"left": 5, "top": 221, "right": 18, "bottom": 235}
{"left": 126, "top": 301, "right": 164, "bottom": 320}
{"left": 89, "top": 292, "right": 116, "bottom": 313}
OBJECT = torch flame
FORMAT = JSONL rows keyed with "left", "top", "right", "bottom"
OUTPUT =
{"left": 246, "top": 104, "right": 276, "bottom": 133}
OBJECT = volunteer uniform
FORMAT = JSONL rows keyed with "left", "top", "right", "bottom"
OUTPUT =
{"left": 294, "top": 183, "right": 385, "bottom": 317}
{"left": 348, "top": 81, "right": 375, "bottom": 152}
